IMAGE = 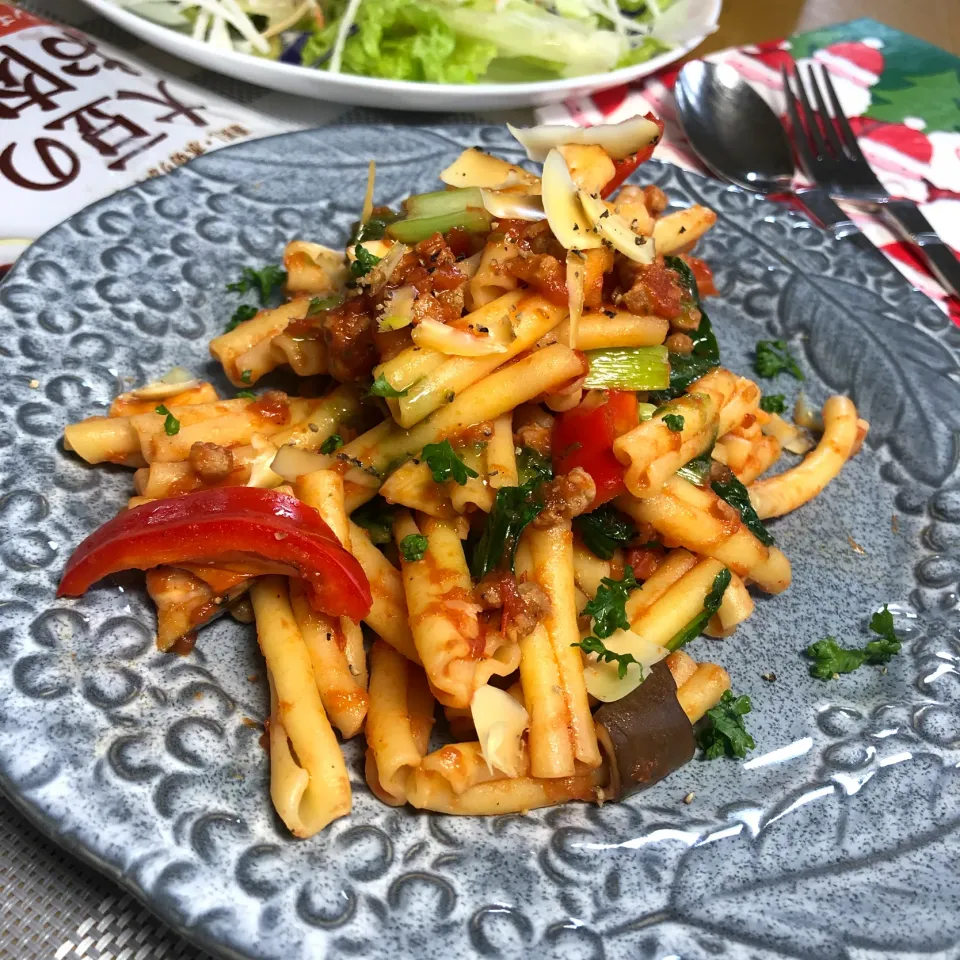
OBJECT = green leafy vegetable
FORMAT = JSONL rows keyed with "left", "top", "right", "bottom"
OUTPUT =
{"left": 616, "top": 34, "right": 670, "bottom": 67}
{"left": 573, "top": 504, "right": 636, "bottom": 560}
{"left": 302, "top": 0, "right": 499, "bottom": 84}
{"left": 240, "top": 369, "right": 252, "bottom": 384}
{"left": 583, "top": 345, "right": 670, "bottom": 391}
{"left": 711, "top": 473, "right": 775, "bottom": 547}
{"left": 869, "top": 604, "right": 898, "bottom": 646}
{"left": 649, "top": 256, "right": 721, "bottom": 402}
{"left": 759, "top": 394, "right": 786, "bottom": 414}
{"left": 155, "top": 404, "right": 180, "bottom": 437}
{"left": 582, "top": 566, "right": 641, "bottom": 639}
{"left": 516, "top": 447, "right": 554, "bottom": 488}
{"left": 805, "top": 604, "right": 901, "bottom": 679}
{"left": 806, "top": 638, "right": 871, "bottom": 678}
{"left": 676, "top": 452, "right": 713, "bottom": 487}
{"left": 350, "top": 244, "right": 382, "bottom": 281}
{"left": 438, "top": 0, "right": 635, "bottom": 79}
{"left": 399, "top": 533, "right": 429, "bottom": 562}
{"left": 571, "top": 635, "right": 643, "bottom": 680}
{"left": 754, "top": 339, "right": 804, "bottom": 380}
{"left": 421, "top": 439, "right": 479, "bottom": 485}
{"left": 663, "top": 413, "right": 685, "bottom": 432}
{"left": 236, "top": 390, "right": 256, "bottom": 400}
{"left": 226, "top": 264, "right": 287, "bottom": 304}
{"left": 481, "top": 55, "right": 568, "bottom": 83}
{"left": 864, "top": 633, "right": 902, "bottom": 663}
{"left": 320, "top": 434, "right": 344, "bottom": 455}
{"left": 351, "top": 498, "right": 397, "bottom": 545}
{"left": 367, "top": 374, "right": 411, "bottom": 399}
{"left": 471, "top": 480, "right": 543, "bottom": 579}
{"left": 696, "top": 690, "right": 756, "bottom": 759}
{"left": 226, "top": 304, "right": 258, "bottom": 331}
{"left": 666, "top": 568, "right": 731, "bottom": 651}
{"left": 307, "top": 294, "right": 345, "bottom": 317}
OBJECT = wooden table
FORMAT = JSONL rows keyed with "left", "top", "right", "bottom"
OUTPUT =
{"left": 697, "top": 0, "right": 960, "bottom": 57}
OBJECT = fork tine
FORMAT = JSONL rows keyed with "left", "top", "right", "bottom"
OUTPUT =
{"left": 806, "top": 65, "right": 845, "bottom": 156}
{"left": 817, "top": 64, "right": 868, "bottom": 162}
{"left": 790, "top": 64, "right": 829, "bottom": 159}
{"left": 780, "top": 65, "right": 818, "bottom": 178}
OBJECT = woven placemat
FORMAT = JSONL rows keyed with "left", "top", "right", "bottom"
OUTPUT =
{"left": 0, "top": 792, "right": 212, "bottom": 959}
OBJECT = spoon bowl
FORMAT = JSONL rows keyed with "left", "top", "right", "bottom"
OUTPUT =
{"left": 674, "top": 60, "right": 794, "bottom": 194}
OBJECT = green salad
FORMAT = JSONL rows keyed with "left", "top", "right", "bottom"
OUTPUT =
{"left": 116, "top": 0, "right": 678, "bottom": 84}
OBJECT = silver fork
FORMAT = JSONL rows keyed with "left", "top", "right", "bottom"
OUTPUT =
{"left": 781, "top": 62, "right": 960, "bottom": 299}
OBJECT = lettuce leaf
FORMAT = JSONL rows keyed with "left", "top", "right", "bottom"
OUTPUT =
{"left": 616, "top": 35, "right": 670, "bottom": 67}
{"left": 433, "top": 0, "right": 625, "bottom": 77}
{"left": 481, "top": 55, "right": 565, "bottom": 83}
{"left": 302, "top": 0, "right": 497, "bottom": 83}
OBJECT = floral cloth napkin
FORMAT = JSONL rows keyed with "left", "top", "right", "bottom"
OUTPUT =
{"left": 535, "top": 18, "right": 960, "bottom": 325}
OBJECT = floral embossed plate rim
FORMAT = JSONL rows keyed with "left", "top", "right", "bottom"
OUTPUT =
{"left": 2, "top": 124, "right": 960, "bottom": 960}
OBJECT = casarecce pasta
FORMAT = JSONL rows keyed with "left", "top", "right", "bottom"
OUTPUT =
{"left": 57, "top": 115, "right": 869, "bottom": 838}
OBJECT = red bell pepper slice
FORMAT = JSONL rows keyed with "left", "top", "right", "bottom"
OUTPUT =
{"left": 601, "top": 113, "right": 666, "bottom": 198}
{"left": 57, "top": 487, "right": 372, "bottom": 621}
{"left": 552, "top": 390, "right": 639, "bottom": 507}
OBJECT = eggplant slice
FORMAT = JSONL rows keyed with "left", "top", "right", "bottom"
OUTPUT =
{"left": 594, "top": 660, "right": 695, "bottom": 801}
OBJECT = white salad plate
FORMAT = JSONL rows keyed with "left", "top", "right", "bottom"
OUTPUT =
{"left": 76, "top": 0, "right": 722, "bottom": 111}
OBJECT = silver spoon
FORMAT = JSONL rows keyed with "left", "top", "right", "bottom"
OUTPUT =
{"left": 674, "top": 60, "right": 880, "bottom": 257}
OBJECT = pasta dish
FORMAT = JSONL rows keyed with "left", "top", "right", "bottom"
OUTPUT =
{"left": 58, "top": 116, "right": 868, "bottom": 838}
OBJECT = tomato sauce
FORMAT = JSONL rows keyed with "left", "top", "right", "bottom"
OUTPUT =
{"left": 506, "top": 254, "right": 567, "bottom": 306}
{"left": 249, "top": 391, "right": 291, "bottom": 425}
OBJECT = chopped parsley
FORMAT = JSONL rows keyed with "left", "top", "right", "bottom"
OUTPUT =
{"left": 663, "top": 413, "right": 685, "bottom": 433}
{"left": 307, "top": 293, "right": 344, "bottom": 317}
{"left": 155, "top": 404, "right": 180, "bottom": 437}
{"left": 226, "top": 264, "right": 287, "bottom": 304}
{"left": 759, "top": 394, "right": 786, "bottom": 414}
{"left": 349, "top": 244, "right": 382, "bottom": 281}
{"left": 236, "top": 390, "right": 256, "bottom": 400}
{"left": 870, "top": 605, "right": 898, "bottom": 646}
{"left": 666, "top": 568, "right": 731, "bottom": 651}
{"left": 754, "top": 339, "right": 804, "bottom": 380}
{"left": 226, "top": 304, "right": 257, "bottom": 331}
{"left": 573, "top": 504, "right": 636, "bottom": 560}
{"left": 240, "top": 369, "right": 252, "bottom": 384}
{"left": 805, "top": 604, "right": 901, "bottom": 679}
{"left": 571, "top": 635, "right": 642, "bottom": 680}
{"left": 399, "top": 533, "right": 429, "bottom": 563}
{"left": 421, "top": 440, "right": 478, "bottom": 486}
{"left": 351, "top": 497, "right": 396, "bottom": 545}
{"left": 696, "top": 690, "right": 756, "bottom": 759}
{"left": 582, "top": 566, "right": 641, "bottom": 639}
{"left": 711, "top": 473, "right": 775, "bottom": 546}
{"left": 367, "top": 374, "right": 410, "bottom": 399}
{"left": 320, "top": 434, "right": 343, "bottom": 455}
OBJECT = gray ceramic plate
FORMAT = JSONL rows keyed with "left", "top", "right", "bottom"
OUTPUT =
{"left": 2, "top": 124, "right": 960, "bottom": 960}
